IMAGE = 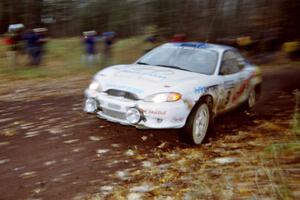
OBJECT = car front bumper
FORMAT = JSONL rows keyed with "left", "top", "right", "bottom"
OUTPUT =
{"left": 84, "top": 89, "right": 190, "bottom": 129}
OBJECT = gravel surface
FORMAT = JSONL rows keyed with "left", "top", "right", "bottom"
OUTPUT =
{"left": 0, "top": 64, "right": 299, "bottom": 199}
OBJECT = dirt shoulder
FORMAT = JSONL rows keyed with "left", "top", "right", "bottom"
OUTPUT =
{"left": 0, "top": 63, "right": 299, "bottom": 200}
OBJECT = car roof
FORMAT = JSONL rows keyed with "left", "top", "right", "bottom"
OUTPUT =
{"left": 166, "top": 42, "right": 234, "bottom": 53}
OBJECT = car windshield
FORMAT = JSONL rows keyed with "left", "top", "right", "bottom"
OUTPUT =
{"left": 136, "top": 44, "right": 218, "bottom": 75}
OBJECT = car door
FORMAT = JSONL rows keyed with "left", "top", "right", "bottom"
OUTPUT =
{"left": 217, "top": 50, "right": 242, "bottom": 112}
{"left": 232, "top": 53, "right": 254, "bottom": 105}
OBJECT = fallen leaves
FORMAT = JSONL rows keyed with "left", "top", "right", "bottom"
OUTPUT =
{"left": 89, "top": 136, "right": 104, "bottom": 141}
{"left": 141, "top": 161, "right": 152, "bottom": 168}
{"left": 0, "top": 118, "right": 13, "bottom": 123}
{"left": 20, "top": 171, "right": 38, "bottom": 179}
{"left": 1, "top": 128, "right": 17, "bottom": 136}
{"left": 44, "top": 160, "right": 57, "bottom": 166}
{"left": 0, "top": 141, "right": 10, "bottom": 147}
{"left": 48, "top": 127, "right": 63, "bottom": 134}
{"left": 141, "top": 136, "right": 148, "bottom": 141}
{"left": 129, "top": 183, "right": 154, "bottom": 193}
{"left": 111, "top": 143, "right": 121, "bottom": 148}
{"left": 0, "top": 159, "right": 10, "bottom": 165}
{"left": 63, "top": 139, "right": 79, "bottom": 144}
{"left": 72, "top": 147, "right": 85, "bottom": 153}
{"left": 116, "top": 170, "right": 130, "bottom": 180}
{"left": 125, "top": 149, "right": 135, "bottom": 156}
{"left": 157, "top": 142, "right": 167, "bottom": 149}
{"left": 25, "top": 131, "right": 39, "bottom": 138}
{"left": 100, "top": 185, "right": 114, "bottom": 192}
{"left": 96, "top": 149, "right": 110, "bottom": 154}
{"left": 127, "top": 192, "right": 143, "bottom": 200}
{"left": 32, "top": 186, "right": 46, "bottom": 195}
{"left": 259, "top": 121, "right": 287, "bottom": 132}
{"left": 214, "top": 157, "right": 238, "bottom": 165}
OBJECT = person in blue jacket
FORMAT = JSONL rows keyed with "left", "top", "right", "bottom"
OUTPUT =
{"left": 83, "top": 31, "right": 98, "bottom": 66}
{"left": 23, "top": 29, "right": 41, "bottom": 66}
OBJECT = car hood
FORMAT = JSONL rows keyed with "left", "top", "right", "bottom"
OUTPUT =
{"left": 95, "top": 64, "right": 212, "bottom": 98}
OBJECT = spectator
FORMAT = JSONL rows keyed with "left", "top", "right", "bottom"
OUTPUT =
{"left": 23, "top": 29, "right": 41, "bottom": 66}
{"left": 3, "top": 33, "right": 17, "bottom": 66}
{"left": 171, "top": 33, "right": 187, "bottom": 43}
{"left": 144, "top": 34, "right": 159, "bottom": 53}
{"left": 102, "top": 32, "right": 115, "bottom": 66}
{"left": 4, "top": 24, "right": 24, "bottom": 66}
{"left": 82, "top": 31, "right": 98, "bottom": 66}
{"left": 34, "top": 28, "right": 49, "bottom": 65}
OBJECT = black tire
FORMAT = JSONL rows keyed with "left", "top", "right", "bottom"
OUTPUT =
{"left": 245, "top": 87, "right": 257, "bottom": 110}
{"left": 182, "top": 100, "right": 214, "bottom": 145}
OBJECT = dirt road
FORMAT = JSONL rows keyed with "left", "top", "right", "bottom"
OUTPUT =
{"left": 0, "top": 64, "right": 299, "bottom": 200}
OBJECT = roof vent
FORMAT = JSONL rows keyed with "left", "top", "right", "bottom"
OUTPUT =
{"left": 179, "top": 42, "right": 206, "bottom": 48}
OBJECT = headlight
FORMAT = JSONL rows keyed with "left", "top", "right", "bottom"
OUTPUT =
{"left": 144, "top": 92, "right": 182, "bottom": 103}
{"left": 89, "top": 81, "right": 102, "bottom": 91}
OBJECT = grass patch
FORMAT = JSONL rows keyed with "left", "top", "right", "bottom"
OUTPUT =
{"left": 292, "top": 90, "right": 300, "bottom": 136}
{"left": 265, "top": 142, "right": 300, "bottom": 154}
{"left": 0, "top": 36, "right": 147, "bottom": 80}
{"left": 262, "top": 90, "right": 300, "bottom": 200}
{"left": 266, "top": 90, "right": 300, "bottom": 152}
{"left": 0, "top": 67, "right": 49, "bottom": 79}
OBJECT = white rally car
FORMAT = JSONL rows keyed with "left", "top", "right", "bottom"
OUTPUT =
{"left": 84, "top": 42, "right": 262, "bottom": 144}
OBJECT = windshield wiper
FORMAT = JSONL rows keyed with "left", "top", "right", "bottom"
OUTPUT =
{"left": 156, "top": 64, "right": 191, "bottom": 72}
{"left": 137, "top": 62, "right": 150, "bottom": 65}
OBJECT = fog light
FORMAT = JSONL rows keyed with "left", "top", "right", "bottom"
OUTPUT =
{"left": 126, "top": 108, "right": 141, "bottom": 124}
{"left": 84, "top": 98, "right": 98, "bottom": 113}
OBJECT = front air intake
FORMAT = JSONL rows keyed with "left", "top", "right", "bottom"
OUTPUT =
{"left": 106, "top": 89, "right": 139, "bottom": 100}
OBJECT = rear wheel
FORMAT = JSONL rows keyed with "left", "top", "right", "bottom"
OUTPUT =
{"left": 183, "top": 101, "right": 212, "bottom": 145}
{"left": 247, "top": 88, "right": 256, "bottom": 109}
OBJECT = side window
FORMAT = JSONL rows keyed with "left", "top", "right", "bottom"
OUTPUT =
{"left": 220, "top": 50, "right": 244, "bottom": 75}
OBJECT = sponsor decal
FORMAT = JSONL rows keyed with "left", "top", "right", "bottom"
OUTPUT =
{"left": 194, "top": 86, "right": 206, "bottom": 94}
{"left": 224, "top": 90, "right": 231, "bottom": 106}
{"left": 143, "top": 109, "right": 166, "bottom": 115}
{"left": 224, "top": 80, "right": 235, "bottom": 89}
{"left": 207, "top": 85, "right": 218, "bottom": 93}
{"left": 115, "top": 66, "right": 174, "bottom": 80}
{"left": 232, "top": 73, "right": 255, "bottom": 103}
{"left": 194, "top": 85, "right": 218, "bottom": 94}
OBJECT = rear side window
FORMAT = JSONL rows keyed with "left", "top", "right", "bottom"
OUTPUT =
{"left": 220, "top": 50, "right": 244, "bottom": 75}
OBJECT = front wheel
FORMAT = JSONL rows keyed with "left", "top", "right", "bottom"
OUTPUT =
{"left": 183, "top": 102, "right": 211, "bottom": 145}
